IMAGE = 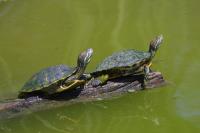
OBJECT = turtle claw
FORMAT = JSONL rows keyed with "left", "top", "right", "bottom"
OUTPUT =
{"left": 91, "top": 79, "right": 102, "bottom": 87}
{"left": 144, "top": 72, "right": 152, "bottom": 80}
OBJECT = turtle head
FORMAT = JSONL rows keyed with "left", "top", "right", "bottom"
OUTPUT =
{"left": 148, "top": 35, "right": 163, "bottom": 57}
{"left": 77, "top": 48, "right": 93, "bottom": 69}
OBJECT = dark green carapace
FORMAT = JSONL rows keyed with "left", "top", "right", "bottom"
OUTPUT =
{"left": 20, "top": 65, "right": 75, "bottom": 92}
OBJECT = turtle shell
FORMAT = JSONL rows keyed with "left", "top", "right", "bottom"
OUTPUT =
{"left": 20, "top": 65, "right": 76, "bottom": 93}
{"left": 96, "top": 49, "right": 151, "bottom": 72}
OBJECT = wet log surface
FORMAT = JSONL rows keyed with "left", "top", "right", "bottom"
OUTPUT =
{"left": 0, "top": 71, "right": 166, "bottom": 119}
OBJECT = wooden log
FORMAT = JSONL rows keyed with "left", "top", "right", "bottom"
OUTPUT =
{"left": 0, "top": 71, "right": 165, "bottom": 119}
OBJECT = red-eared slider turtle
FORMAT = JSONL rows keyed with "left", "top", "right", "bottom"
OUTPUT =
{"left": 90, "top": 35, "right": 163, "bottom": 87}
{"left": 18, "top": 48, "right": 93, "bottom": 98}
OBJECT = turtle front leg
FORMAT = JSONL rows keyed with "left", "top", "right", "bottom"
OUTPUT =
{"left": 57, "top": 80, "right": 85, "bottom": 93}
{"left": 81, "top": 73, "right": 92, "bottom": 80}
{"left": 143, "top": 63, "right": 152, "bottom": 88}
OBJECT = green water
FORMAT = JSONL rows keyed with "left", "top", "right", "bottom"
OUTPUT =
{"left": 0, "top": 0, "right": 200, "bottom": 132}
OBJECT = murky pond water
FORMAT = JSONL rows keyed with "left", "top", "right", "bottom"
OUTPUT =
{"left": 0, "top": 0, "right": 199, "bottom": 132}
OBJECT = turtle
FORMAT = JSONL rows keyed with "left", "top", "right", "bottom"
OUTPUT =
{"left": 18, "top": 48, "right": 93, "bottom": 98}
{"left": 89, "top": 35, "right": 163, "bottom": 87}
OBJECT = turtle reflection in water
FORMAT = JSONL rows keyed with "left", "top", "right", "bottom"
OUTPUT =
{"left": 18, "top": 48, "right": 93, "bottom": 99}
{"left": 90, "top": 35, "right": 163, "bottom": 87}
